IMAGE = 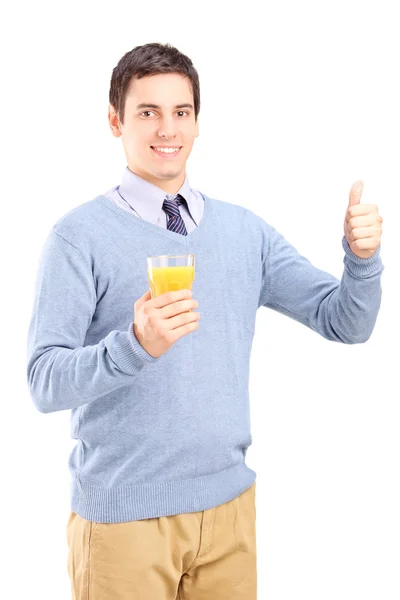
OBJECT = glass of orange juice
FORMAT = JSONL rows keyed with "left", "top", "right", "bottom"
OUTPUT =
{"left": 147, "top": 254, "right": 195, "bottom": 298}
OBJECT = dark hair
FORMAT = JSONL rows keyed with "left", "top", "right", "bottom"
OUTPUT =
{"left": 109, "top": 42, "right": 200, "bottom": 125}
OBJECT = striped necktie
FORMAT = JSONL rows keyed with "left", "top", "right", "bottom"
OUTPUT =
{"left": 162, "top": 194, "right": 188, "bottom": 236}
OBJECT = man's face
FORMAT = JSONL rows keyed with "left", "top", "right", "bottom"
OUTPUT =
{"left": 109, "top": 73, "right": 199, "bottom": 193}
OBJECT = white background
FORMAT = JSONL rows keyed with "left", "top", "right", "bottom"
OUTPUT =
{"left": 1, "top": 0, "right": 399, "bottom": 598}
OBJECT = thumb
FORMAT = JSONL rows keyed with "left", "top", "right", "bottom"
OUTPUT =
{"left": 348, "top": 180, "right": 364, "bottom": 207}
{"left": 135, "top": 288, "right": 152, "bottom": 310}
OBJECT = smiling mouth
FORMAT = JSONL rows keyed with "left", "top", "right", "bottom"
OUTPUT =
{"left": 151, "top": 146, "right": 182, "bottom": 158}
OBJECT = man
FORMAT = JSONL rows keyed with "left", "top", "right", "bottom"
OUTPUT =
{"left": 26, "top": 42, "right": 384, "bottom": 599}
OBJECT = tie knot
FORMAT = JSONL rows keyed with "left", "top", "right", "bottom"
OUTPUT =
{"left": 162, "top": 194, "right": 185, "bottom": 217}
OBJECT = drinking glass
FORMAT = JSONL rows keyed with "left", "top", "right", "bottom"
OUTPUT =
{"left": 147, "top": 254, "right": 195, "bottom": 298}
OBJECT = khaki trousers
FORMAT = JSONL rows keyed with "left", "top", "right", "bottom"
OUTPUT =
{"left": 66, "top": 482, "right": 257, "bottom": 599}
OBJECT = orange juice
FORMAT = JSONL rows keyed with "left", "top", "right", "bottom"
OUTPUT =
{"left": 148, "top": 265, "right": 195, "bottom": 297}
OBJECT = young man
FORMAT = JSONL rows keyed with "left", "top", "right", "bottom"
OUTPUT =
{"left": 27, "top": 42, "right": 384, "bottom": 599}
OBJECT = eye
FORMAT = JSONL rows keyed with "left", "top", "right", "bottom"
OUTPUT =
{"left": 140, "top": 110, "right": 189, "bottom": 118}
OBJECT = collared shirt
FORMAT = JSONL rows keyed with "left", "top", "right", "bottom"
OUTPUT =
{"left": 105, "top": 166, "right": 204, "bottom": 233}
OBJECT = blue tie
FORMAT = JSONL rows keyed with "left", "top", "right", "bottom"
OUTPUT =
{"left": 162, "top": 194, "right": 188, "bottom": 236}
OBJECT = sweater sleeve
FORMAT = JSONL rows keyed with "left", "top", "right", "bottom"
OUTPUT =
{"left": 27, "top": 230, "right": 158, "bottom": 414}
{"left": 258, "top": 220, "right": 384, "bottom": 344}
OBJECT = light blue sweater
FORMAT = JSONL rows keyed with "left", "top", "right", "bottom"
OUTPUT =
{"left": 26, "top": 192, "right": 384, "bottom": 523}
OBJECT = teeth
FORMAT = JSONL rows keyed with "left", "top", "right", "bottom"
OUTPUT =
{"left": 153, "top": 147, "right": 180, "bottom": 153}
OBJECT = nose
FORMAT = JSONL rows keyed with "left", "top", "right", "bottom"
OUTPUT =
{"left": 157, "top": 115, "right": 177, "bottom": 139}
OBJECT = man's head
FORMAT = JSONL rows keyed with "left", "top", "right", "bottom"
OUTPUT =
{"left": 108, "top": 43, "right": 200, "bottom": 194}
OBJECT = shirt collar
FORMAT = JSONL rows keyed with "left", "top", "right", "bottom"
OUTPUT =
{"left": 117, "top": 166, "right": 199, "bottom": 226}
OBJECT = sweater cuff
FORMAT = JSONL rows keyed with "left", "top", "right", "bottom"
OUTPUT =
{"left": 342, "top": 235, "right": 384, "bottom": 278}
{"left": 105, "top": 322, "right": 159, "bottom": 375}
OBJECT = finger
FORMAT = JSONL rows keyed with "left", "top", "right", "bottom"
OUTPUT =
{"left": 348, "top": 180, "right": 364, "bottom": 207}
{"left": 134, "top": 289, "right": 152, "bottom": 310}
{"left": 164, "top": 310, "right": 200, "bottom": 331}
{"left": 168, "top": 320, "right": 200, "bottom": 343}
{"left": 149, "top": 289, "right": 192, "bottom": 309}
{"left": 350, "top": 226, "right": 378, "bottom": 241}
{"left": 348, "top": 213, "right": 377, "bottom": 228}
{"left": 159, "top": 299, "right": 198, "bottom": 319}
{"left": 346, "top": 204, "right": 378, "bottom": 221}
{"left": 351, "top": 237, "right": 379, "bottom": 251}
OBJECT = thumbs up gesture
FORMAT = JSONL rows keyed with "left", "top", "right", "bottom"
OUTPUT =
{"left": 344, "top": 181, "right": 383, "bottom": 258}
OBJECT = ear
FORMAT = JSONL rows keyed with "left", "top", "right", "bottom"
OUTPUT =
{"left": 194, "top": 117, "right": 200, "bottom": 138}
{"left": 108, "top": 104, "right": 122, "bottom": 138}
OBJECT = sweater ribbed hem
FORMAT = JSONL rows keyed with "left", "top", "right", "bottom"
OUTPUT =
{"left": 105, "top": 321, "right": 159, "bottom": 375}
{"left": 71, "top": 462, "right": 256, "bottom": 523}
{"left": 342, "top": 235, "right": 383, "bottom": 277}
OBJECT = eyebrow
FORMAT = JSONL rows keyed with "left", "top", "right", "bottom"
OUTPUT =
{"left": 136, "top": 103, "right": 194, "bottom": 111}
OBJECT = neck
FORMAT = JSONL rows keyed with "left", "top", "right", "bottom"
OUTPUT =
{"left": 127, "top": 165, "right": 186, "bottom": 195}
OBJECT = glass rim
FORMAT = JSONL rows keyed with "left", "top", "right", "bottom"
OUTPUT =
{"left": 147, "top": 253, "right": 195, "bottom": 261}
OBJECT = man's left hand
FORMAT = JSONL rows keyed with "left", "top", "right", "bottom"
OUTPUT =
{"left": 344, "top": 181, "right": 383, "bottom": 259}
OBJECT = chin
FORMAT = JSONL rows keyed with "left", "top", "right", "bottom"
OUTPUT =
{"left": 158, "top": 171, "right": 182, "bottom": 180}
{"left": 153, "top": 164, "right": 184, "bottom": 177}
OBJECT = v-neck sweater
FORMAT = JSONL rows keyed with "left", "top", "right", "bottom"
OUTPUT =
{"left": 27, "top": 191, "right": 384, "bottom": 522}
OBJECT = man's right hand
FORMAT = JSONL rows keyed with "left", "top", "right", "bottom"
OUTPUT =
{"left": 133, "top": 289, "right": 200, "bottom": 358}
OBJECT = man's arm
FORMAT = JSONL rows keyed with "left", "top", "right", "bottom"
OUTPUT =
{"left": 258, "top": 221, "right": 384, "bottom": 344}
{"left": 26, "top": 230, "right": 158, "bottom": 414}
